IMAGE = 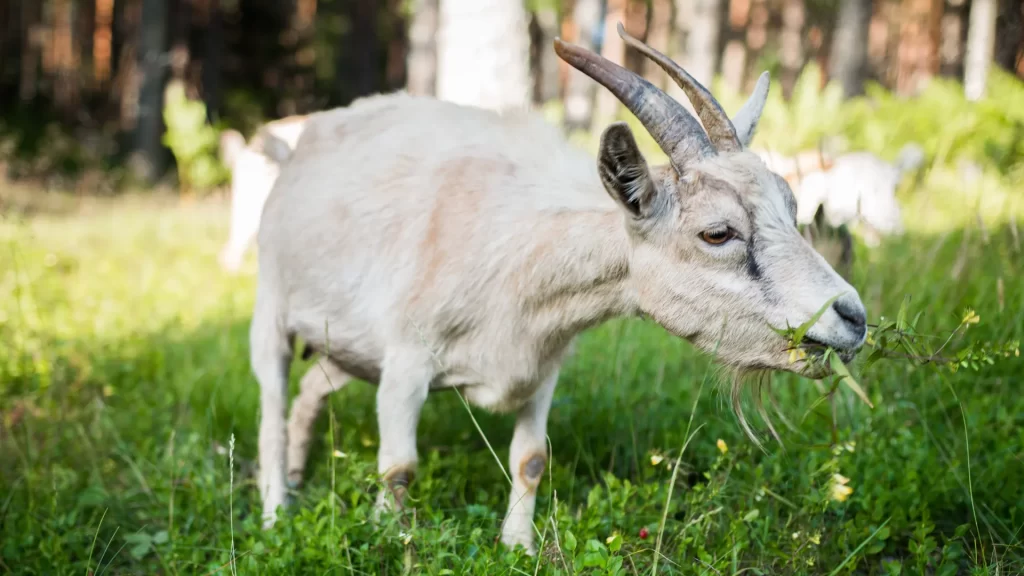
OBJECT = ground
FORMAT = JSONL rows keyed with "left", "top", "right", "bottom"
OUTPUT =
{"left": 0, "top": 180, "right": 1021, "bottom": 575}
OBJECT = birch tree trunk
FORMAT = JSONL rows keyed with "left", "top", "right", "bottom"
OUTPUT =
{"left": 686, "top": 0, "right": 723, "bottom": 86}
{"left": 964, "top": 0, "right": 997, "bottom": 100}
{"left": 436, "top": 0, "right": 531, "bottom": 111}
{"left": 406, "top": 0, "right": 438, "bottom": 96}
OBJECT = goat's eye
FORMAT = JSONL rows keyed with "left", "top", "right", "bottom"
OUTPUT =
{"left": 700, "top": 229, "right": 734, "bottom": 245}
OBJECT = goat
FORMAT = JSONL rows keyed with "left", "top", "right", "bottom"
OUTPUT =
{"left": 250, "top": 24, "right": 868, "bottom": 555}
{"left": 217, "top": 115, "right": 308, "bottom": 272}
{"left": 757, "top": 144, "right": 924, "bottom": 247}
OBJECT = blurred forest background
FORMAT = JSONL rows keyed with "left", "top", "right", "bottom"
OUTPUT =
{"left": 1, "top": 0, "right": 1022, "bottom": 195}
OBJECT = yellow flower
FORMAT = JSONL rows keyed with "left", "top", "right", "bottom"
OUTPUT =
{"left": 962, "top": 309, "right": 980, "bottom": 325}
{"left": 650, "top": 454, "right": 664, "bottom": 466}
{"left": 332, "top": 450, "right": 348, "bottom": 459}
{"left": 830, "top": 473, "right": 853, "bottom": 502}
{"left": 809, "top": 532, "right": 821, "bottom": 545}
{"left": 716, "top": 439, "right": 728, "bottom": 454}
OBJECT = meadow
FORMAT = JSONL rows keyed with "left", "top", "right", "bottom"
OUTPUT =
{"left": 1, "top": 72, "right": 1023, "bottom": 574}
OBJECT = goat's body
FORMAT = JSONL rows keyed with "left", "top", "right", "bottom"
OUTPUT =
{"left": 253, "top": 93, "right": 633, "bottom": 549}
{"left": 259, "top": 93, "right": 627, "bottom": 409}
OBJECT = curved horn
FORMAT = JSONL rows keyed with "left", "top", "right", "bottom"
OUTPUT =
{"left": 553, "top": 37, "right": 713, "bottom": 168}
{"left": 616, "top": 23, "right": 741, "bottom": 153}
{"left": 731, "top": 71, "right": 770, "bottom": 147}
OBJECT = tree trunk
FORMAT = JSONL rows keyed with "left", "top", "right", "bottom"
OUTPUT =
{"left": 94, "top": 0, "right": 114, "bottom": 87}
{"left": 529, "top": 5, "right": 562, "bottom": 105}
{"left": 384, "top": 0, "right": 408, "bottom": 91}
{"left": 622, "top": 0, "right": 649, "bottom": 75}
{"left": 994, "top": 0, "right": 1023, "bottom": 72}
{"left": 830, "top": 0, "right": 872, "bottom": 97}
{"left": 20, "top": 0, "right": 42, "bottom": 101}
{"left": 203, "top": 0, "right": 224, "bottom": 121}
{"left": 563, "top": 0, "right": 601, "bottom": 130}
{"left": 644, "top": 0, "right": 673, "bottom": 89}
{"left": 938, "top": 0, "right": 967, "bottom": 78}
{"left": 53, "top": 0, "right": 81, "bottom": 116}
{"left": 687, "top": 0, "right": 724, "bottom": 86}
{"left": 779, "top": 0, "right": 805, "bottom": 98}
{"left": 406, "top": 0, "right": 438, "bottom": 96}
{"left": 132, "top": 0, "right": 169, "bottom": 183}
{"left": 895, "top": 0, "right": 943, "bottom": 95}
{"left": 720, "top": 0, "right": 750, "bottom": 94}
{"left": 436, "top": 0, "right": 531, "bottom": 111}
{"left": 594, "top": 0, "right": 628, "bottom": 125}
{"left": 964, "top": 0, "right": 997, "bottom": 99}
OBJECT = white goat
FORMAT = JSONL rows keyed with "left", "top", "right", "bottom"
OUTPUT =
{"left": 756, "top": 144, "right": 924, "bottom": 246}
{"left": 251, "top": 24, "right": 868, "bottom": 555}
{"left": 217, "top": 115, "right": 309, "bottom": 272}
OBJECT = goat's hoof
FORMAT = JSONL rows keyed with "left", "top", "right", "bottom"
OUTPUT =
{"left": 500, "top": 531, "right": 537, "bottom": 556}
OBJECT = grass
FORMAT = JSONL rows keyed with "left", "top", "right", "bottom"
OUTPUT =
{"left": 0, "top": 168, "right": 1021, "bottom": 575}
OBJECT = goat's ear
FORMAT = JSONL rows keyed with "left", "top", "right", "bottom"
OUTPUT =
{"left": 731, "top": 71, "right": 770, "bottom": 148}
{"left": 598, "top": 123, "right": 658, "bottom": 219}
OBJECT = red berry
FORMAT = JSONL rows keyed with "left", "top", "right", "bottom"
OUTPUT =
{"left": 639, "top": 527, "right": 649, "bottom": 539}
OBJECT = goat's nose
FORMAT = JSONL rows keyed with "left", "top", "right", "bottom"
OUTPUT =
{"left": 833, "top": 298, "right": 867, "bottom": 334}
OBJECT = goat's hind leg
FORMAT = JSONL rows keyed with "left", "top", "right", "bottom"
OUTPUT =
{"left": 287, "top": 357, "right": 352, "bottom": 488}
{"left": 251, "top": 286, "right": 293, "bottom": 529}
{"left": 373, "top": 348, "right": 434, "bottom": 518}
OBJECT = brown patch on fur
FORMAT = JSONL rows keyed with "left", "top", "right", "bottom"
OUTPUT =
{"left": 414, "top": 157, "right": 517, "bottom": 301}
{"left": 518, "top": 453, "right": 547, "bottom": 492}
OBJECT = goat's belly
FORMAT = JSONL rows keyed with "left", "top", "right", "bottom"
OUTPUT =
{"left": 433, "top": 377, "right": 542, "bottom": 414}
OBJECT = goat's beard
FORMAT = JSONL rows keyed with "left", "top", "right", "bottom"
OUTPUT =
{"left": 714, "top": 365, "right": 795, "bottom": 451}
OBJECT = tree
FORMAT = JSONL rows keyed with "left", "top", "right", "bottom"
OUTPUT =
{"left": 563, "top": 0, "right": 602, "bottom": 130}
{"left": 132, "top": 0, "right": 169, "bottom": 183}
{"left": 528, "top": 1, "right": 561, "bottom": 105}
{"left": 719, "top": 0, "right": 749, "bottom": 94}
{"left": 406, "top": 0, "right": 438, "bottom": 96}
{"left": 644, "top": 0, "right": 673, "bottom": 89}
{"left": 779, "top": 0, "right": 806, "bottom": 98}
{"left": 436, "top": 0, "right": 531, "bottom": 111}
{"left": 686, "top": 0, "right": 724, "bottom": 86}
{"left": 830, "top": 0, "right": 872, "bottom": 98}
{"left": 594, "top": 0, "right": 627, "bottom": 125}
{"left": 964, "top": 0, "right": 997, "bottom": 100}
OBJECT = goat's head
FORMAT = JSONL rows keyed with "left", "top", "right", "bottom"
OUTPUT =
{"left": 555, "top": 24, "right": 867, "bottom": 377}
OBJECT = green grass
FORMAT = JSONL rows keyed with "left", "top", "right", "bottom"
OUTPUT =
{"left": 0, "top": 175, "right": 1021, "bottom": 575}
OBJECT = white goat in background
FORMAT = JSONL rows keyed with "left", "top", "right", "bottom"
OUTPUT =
{"left": 755, "top": 143, "right": 925, "bottom": 247}
{"left": 217, "top": 115, "right": 308, "bottom": 272}
{"left": 250, "top": 24, "right": 869, "bottom": 555}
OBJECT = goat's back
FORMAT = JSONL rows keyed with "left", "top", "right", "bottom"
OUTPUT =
{"left": 257, "top": 92, "right": 610, "bottom": 386}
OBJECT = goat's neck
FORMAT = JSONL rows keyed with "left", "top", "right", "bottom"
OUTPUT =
{"left": 517, "top": 207, "right": 636, "bottom": 345}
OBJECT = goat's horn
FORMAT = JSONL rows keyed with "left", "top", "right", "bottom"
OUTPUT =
{"left": 553, "top": 36, "right": 713, "bottom": 168}
{"left": 616, "top": 23, "right": 741, "bottom": 153}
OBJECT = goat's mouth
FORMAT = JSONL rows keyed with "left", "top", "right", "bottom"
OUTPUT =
{"left": 799, "top": 336, "right": 859, "bottom": 365}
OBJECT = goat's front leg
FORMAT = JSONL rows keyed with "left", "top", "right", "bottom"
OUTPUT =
{"left": 500, "top": 367, "right": 558, "bottom": 555}
{"left": 374, "top": 348, "right": 433, "bottom": 517}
